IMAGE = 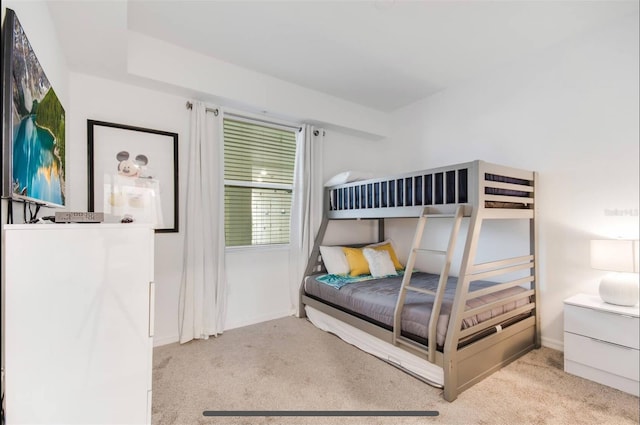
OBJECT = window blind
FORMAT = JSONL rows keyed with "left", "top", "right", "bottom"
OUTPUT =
{"left": 223, "top": 118, "right": 296, "bottom": 247}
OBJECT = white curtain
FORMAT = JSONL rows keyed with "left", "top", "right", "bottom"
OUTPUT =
{"left": 289, "top": 125, "right": 324, "bottom": 316}
{"left": 179, "top": 101, "right": 227, "bottom": 343}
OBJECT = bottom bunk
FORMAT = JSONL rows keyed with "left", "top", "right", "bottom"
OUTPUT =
{"left": 305, "top": 271, "right": 531, "bottom": 348}
{"left": 301, "top": 271, "right": 537, "bottom": 401}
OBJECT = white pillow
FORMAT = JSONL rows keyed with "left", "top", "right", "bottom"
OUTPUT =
{"left": 324, "top": 170, "right": 374, "bottom": 187}
{"left": 362, "top": 248, "right": 397, "bottom": 278}
{"left": 366, "top": 239, "right": 404, "bottom": 270}
{"left": 319, "top": 246, "right": 350, "bottom": 275}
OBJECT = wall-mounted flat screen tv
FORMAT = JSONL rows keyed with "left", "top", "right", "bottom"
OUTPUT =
{"left": 2, "top": 8, "right": 66, "bottom": 207}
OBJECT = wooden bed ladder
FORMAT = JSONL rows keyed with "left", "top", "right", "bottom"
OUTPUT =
{"left": 392, "top": 205, "right": 466, "bottom": 362}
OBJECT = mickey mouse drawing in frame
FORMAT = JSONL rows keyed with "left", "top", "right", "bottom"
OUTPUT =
{"left": 106, "top": 150, "right": 163, "bottom": 227}
{"left": 116, "top": 151, "right": 150, "bottom": 178}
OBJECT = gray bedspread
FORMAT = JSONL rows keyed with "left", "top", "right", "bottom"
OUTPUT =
{"left": 304, "top": 272, "right": 529, "bottom": 346}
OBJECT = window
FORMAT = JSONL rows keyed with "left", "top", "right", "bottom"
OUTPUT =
{"left": 223, "top": 118, "right": 297, "bottom": 247}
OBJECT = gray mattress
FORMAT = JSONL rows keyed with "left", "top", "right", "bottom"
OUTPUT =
{"left": 304, "top": 272, "right": 530, "bottom": 347}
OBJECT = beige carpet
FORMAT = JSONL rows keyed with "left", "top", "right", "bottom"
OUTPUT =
{"left": 152, "top": 316, "right": 639, "bottom": 425}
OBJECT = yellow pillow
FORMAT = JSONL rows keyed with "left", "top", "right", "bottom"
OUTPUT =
{"left": 342, "top": 247, "right": 370, "bottom": 276}
{"left": 369, "top": 242, "right": 404, "bottom": 270}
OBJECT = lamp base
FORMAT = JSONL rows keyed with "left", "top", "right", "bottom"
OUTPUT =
{"left": 599, "top": 272, "right": 639, "bottom": 307}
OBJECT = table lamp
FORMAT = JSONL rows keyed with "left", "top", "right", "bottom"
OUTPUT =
{"left": 590, "top": 239, "right": 639, "bottom": 306}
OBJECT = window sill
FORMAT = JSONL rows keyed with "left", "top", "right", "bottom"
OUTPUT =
{"left": 225, "top": 244, "right": 290, "bottom": 254}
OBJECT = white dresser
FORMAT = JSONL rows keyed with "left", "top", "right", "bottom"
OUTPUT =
{"left": 564, "top": 294, "right": 639, "bottom": 396}
{"left": 4, "top": 224, "right": 155, "bottom": 424}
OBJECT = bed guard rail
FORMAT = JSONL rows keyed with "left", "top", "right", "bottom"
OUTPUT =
{"left": 326, "top": 160, "right": 534, "bottom": 220}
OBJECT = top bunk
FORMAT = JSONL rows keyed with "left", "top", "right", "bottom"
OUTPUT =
{"left": 326, "top": 160, "right": 535, "bottom": 220}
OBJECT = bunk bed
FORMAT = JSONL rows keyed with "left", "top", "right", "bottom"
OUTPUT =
{"left": 299, "top": 160, "right": 540, "bottom": 402}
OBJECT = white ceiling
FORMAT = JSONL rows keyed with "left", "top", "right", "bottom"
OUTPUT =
{"left": 47, "top": 0, "right": 639, "bottom": 112}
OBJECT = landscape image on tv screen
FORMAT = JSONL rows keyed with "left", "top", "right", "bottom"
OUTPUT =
{"left": 4, "top": 9, "right": 65, "bottom": 207}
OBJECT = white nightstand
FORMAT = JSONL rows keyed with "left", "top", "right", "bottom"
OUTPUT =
{"left": 564, "top": 294, "right": 639, "bottom": 396}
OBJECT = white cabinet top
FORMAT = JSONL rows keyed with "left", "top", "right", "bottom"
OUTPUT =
{"left": 564, "top": 293, "right": 639, "bottom": 317}
{"left": 4, "top": 223, "right": 154, "bottom": 231}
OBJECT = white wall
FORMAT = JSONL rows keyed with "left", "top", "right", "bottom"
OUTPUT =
{"left": 126, "top": 32, "right": 389, "bottom": 139}
{"left": 63, "top": 25, "right": 397, "bottom": 345}
{"left": 68, "top": 73, "right": 387, "bottom": 345}
{"left": 387, "top": 13, "right": 640, "bottom": 349}
{"left": 0, "top": 1, "right": 393, "bottom": 348}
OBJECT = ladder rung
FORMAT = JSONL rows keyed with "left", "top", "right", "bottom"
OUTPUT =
{"left": 413, "top": 248, "right": 446, "bottom": 255}
{"left": 423, "top": 213, "right": 457, "bottom": 218}
{"left": 395, "top": 335, "right": 429, "bottom": 355}
{"left": 405, "top": 285, "right": 436, "bottom": 296}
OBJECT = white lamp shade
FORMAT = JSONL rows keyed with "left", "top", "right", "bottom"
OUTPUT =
{"left": 590, "top": 239, "right": 639, "bottom": 273}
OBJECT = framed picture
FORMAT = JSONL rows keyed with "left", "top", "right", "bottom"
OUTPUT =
{"left": 87, "top": 120, "right": 179, "bottom": 233}
{"left": 2, "top": 8, "right": 66, "bottom": 207}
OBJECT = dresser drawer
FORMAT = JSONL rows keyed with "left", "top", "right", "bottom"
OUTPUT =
{"left": 564, "top": 304, "right": 639, "bottom": 349}
{"left": 565, "top": 360, "right": 640, "bottom": 396}
{"left": 564, "top": 332, "right": 640, "bottom": 380}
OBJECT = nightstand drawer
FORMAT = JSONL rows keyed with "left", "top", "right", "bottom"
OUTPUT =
{"left": 564, "top": 304, "right": 639, "bottom": 349}
{"left": 564, "top": 332, "right": 640, "bottom": 380}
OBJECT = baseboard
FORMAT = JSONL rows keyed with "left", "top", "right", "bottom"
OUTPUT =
{"left": 156, "top": 316, "right": 563, "bottom": 351}
{"left": 224, "top": 310, "right": 292, "bottom": 331}
{"left": 153, "top": 311, "right": 293, "bottom": 347}
{"left": 155, "top": 324, "right": 567, "bottom": 352}
{"left": 541, "top": 336, "right": 563, "bottom": 352}
{"left": 153, "top": 335, "right": 180, "bottom": 347}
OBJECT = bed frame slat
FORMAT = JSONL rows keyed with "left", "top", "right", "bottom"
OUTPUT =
{"left": 485, "top": 181, "right": 534, "bottom": 192}
{"left": 470, "top": 255, "right": 534, "bottom": 273}
{"left": 463, "top": 290, "right": 535, "bottom": 319}
{"left": 466, "top": 261, "right": 534, "bottom": 282}
{"left": 458, "top": 303, "right": 536, "bottom": 340}
{"left": 484, "top": 194, "right": 534, "bottom": 204}
{"left": 467, "top": 276, "right": 535, "bottom": 300}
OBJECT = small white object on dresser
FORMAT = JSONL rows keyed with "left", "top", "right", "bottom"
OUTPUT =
{"left": 564, "top": 293, "right": 639, "bottom": 396}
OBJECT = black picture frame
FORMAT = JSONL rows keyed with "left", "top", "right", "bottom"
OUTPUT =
{"left": 87, "top": 119, "right": 179, "bottom": 233}
{"left": 2, "top": 8, "right": 66, "bottom": 207}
